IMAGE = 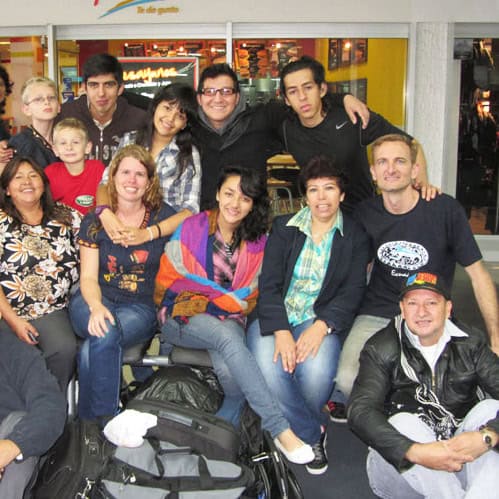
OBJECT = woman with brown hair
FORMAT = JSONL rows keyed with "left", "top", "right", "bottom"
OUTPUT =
{"left": 69, "top": 144, "right": 176, "bottom": 423}
{"left": 0, "top": 156, "right": 80, "bottom": 390}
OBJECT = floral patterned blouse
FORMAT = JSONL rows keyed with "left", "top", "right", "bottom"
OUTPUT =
{"left": 0, "top": 208, "right": 81, "bottom": 320}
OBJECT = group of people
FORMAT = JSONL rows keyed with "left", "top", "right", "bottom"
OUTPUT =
{"left": 0, "top": 49, "right": 497, "bottom": 499}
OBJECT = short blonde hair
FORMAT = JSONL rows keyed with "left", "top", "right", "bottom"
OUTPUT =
{"left": 53, "top": 117, "right": 89, "bottom": 142}
{"left": 21, "top": 76, "right": 57, "bottom": 104}
{"left": 371, "top": 134, "right": 418, "bottom": 164}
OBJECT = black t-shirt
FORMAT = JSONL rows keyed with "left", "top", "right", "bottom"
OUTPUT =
{"left": 281, "top": 108, "right": 408, "bottom": 214}
{"left": 354, "top": 194, "right": 482, "bottom": 318}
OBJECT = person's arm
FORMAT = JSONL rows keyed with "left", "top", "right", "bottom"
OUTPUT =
{"left": 404, "top": 440, "right": 473, "bottom": 472}
{"left": 3, "top": 334, "right": 66, "bottom": 459}
{"left": 342, "top": 94, "right": 370, "bottom": 129}
{"left": 257, "top": 217, "right": 295, "bottom": 334}
{"left": 348, "top": 329, "right": 419, "bottom": 471}
{"left": 0, "top": 286, "right": 39, "bottom": 345}
{"left": 464, "top": 260, "right": 499, "bottom": 354}
{"left": 95, "top": 184, "right": 129, "bottom": 243}
{"left": 411, "top": 140, "right": 440, "bottom": 201}
{"left": 122, "top": 209, "right": 192, "bottom": 246}
{"left": 0, "top": 139, "right": 14, "bottom": 173}
{"left": 0, "top": 439, "right": 22, "bottom": 476}
{"left": 79, "top": 245, "right": 115, "bottom": 337}
{"left": 295, "top": 225, "right": 370, "bottom": 363}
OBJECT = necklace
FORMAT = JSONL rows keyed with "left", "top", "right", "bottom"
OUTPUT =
{"left": 116, "top": 205, "right": 146, "bottom": 228}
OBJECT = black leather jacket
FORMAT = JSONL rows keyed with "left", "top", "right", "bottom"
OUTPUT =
{"left": 348, "top": 316, "right": 499, "bottom": 471}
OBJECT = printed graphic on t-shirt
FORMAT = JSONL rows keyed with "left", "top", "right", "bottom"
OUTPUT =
{"left": 378, "top": 240, "right": 429, "bottom": 274}
{"left": 103, "top": 250, "right": 150, "bottom": 293}
{"left": 75, "top": 194, "right": 95, "bottom": 208}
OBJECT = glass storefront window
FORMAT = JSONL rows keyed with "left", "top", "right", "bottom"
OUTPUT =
{"left": 0, "top": 35, "right": 48, "bottom": 134}
{"left": 232, "top": 37, "right": 408, "bottom": 127}
{"left": 55, "top": 39, "right": 227, "bottom": 102}
{"left": 457, "top": 38, "right": 499, "bottom": 235}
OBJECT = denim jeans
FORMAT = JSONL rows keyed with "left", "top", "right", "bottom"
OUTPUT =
{"left": 160, "top": 314, "right": 289, "bottom": 438}
{"left": 247, "top": 318, "right": 341, "bottom": 445}
{"left": 335, "top": 314, "right": 390, "bottom": 398}
{"left": 69, "top": 290, "right": 157, "bottom": 420}
{"left": 367, "top": 399, "right": 499, "bottom": 499}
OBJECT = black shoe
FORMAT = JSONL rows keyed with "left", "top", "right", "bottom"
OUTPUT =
{"left": 306, "top": 431, "right": 328, "bottom": 475}
{"left": 327, "top": 400, "right": 347, "bottom": 423}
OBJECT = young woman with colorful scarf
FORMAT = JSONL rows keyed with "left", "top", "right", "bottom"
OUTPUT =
{"left": 154, "top": 165, "right": 314, "bottom": 465}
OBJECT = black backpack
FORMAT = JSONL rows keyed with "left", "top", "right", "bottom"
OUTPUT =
{"left": 34, "top": 419, "right": 115, "bottom": 499}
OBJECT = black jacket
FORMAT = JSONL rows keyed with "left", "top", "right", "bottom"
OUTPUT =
{"left": 257, "top": 212, "right": 369, "bottom": 337}
{"left": 348, "top": 317, "right": 499, "bottom": 471}
{"left": 192, "top": 100, "right": 286, "bottom": 210}
{"left": 0, "top": 332, "right": 66, "bottom": 458}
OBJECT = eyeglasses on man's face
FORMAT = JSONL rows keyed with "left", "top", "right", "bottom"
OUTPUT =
{"left": 199, "top": 87, "right": 237, "bottom": 97}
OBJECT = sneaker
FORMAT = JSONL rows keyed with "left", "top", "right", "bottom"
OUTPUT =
{"left": 306, "top": 431, "right": 328, "bottom": 475}
{"left": 327, "top": 400, "right": 347, "bottom": 423}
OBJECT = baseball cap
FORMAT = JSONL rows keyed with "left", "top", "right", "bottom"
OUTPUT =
{"left": 399, "top": 272, "right": 450, "bottom": 300}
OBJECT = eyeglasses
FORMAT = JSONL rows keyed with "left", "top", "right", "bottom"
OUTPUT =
{"left": 200, "top": 87, "right": 237, "bottom": 97}
{"left": 27, "top": 95, "right": 58, "bottom": 105}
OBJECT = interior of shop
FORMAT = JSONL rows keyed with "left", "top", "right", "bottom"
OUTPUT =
{"left": 1, "top": 34, "right": 498, "bottom": 235}
{"left": 457, "top": 38, "right": 499, "bottom": 235}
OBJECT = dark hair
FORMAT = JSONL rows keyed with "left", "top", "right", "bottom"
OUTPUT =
{"left": 0, "top": 156, "right": 73, "bottom": 228}
{"left": 298, "top": 155, "right": 348, "bottom": 196}
{"left": 83, "top": 53, "right": 123, "bottom": 85}
{"left": 0, "top": 65, "right": 13, "bottom": 115}
{"left": 280, "top": 56, "right": 330, "bottom": 113}
{"left": 134, "top": 83, "right": 198, "bottom": 179}
{"left": 198, "top": 64, "right": 239, "bottom": 94}
{"left": 216, "top": 165, "right": 270, "bottom": 246}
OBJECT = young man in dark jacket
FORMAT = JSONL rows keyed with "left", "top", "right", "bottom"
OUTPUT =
{"left": 348, "top": 272, "right": 499, "bottom": 499}
{"left": 193, "top": 63, "right": 369, "bottom": 210}
{"left": 56, "top": 53, "right": 147, "bottom": 166}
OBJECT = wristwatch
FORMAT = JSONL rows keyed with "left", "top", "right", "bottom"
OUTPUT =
{"left": 479, "top": 426, "right": 497, "bottom": 450}
{"left": 95, "top": 204, "right": 110, "bottom": 217}
{"left": 315, "top": 318, "right": 334, "bottom": 335}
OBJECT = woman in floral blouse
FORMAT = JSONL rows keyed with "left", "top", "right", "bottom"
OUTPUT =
{"left": 0, "top": 156, "right": 80, "bottom": 390}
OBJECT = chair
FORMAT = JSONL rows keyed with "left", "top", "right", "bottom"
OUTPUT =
{"left": 267, "top": 153, "right": 300, "bottom": 215}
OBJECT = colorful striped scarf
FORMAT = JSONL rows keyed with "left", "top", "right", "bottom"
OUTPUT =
{"left": 154, "top": 210, "right": 266, "bottom": 323}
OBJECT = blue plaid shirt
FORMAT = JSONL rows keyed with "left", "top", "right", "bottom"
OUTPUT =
{"left": 102, "top": 132, "right": 201, "bottom": 213}
{"left": 284, "top": 206, "right": 343, "bottom": 326}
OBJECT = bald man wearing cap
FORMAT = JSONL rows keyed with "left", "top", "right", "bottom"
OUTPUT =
{"left": 348, "top": 272, "right": 499, "bottom": 499}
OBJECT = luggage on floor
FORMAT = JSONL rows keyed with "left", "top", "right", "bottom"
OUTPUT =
{"left": 92, "top": 438, "right": 254, "bottom": 498}
{"left": 130, "top": 365, "right": 223, "bottom": 414}
{"left": 34, "top": 419, "right": 115, "bottom": 499}
{"left": 127, "top": 397, "right": 241, "bottom": 463}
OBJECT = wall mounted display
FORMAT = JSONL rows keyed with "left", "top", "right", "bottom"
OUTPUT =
{"left": 328, "top": 38, "right": 368, "bottom": 69}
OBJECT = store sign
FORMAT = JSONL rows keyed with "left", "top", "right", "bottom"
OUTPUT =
{"left": 119, "top": 57, "right": 198, "bottom": 98}
{"left": 93, "top": 0, "right": 179, "bottom": 19}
